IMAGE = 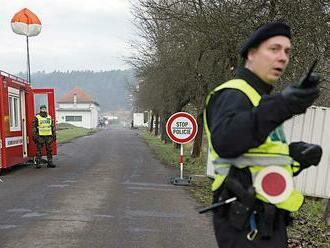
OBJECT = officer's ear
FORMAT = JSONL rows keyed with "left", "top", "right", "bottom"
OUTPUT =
{"left": 247, "top": 48, "right": 258, "bottom": 61}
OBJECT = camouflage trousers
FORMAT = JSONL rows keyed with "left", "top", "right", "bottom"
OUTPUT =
{"left": 36, "top": 136, "right": 53, "bottom": 161}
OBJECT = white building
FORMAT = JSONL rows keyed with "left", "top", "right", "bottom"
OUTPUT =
{"left": 56, "top": 87, "right": 100, "bottom": 129}
{"left": 133, "top": 112, "right": 150, "bottom": 127}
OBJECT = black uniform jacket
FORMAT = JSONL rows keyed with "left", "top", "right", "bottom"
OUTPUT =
{"left": 207, "top": 67, "right": 293, "bottom": 158}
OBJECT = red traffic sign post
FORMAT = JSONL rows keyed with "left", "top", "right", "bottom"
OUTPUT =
{"left": 166, "top": 112, "right": 198, "bottom": 186}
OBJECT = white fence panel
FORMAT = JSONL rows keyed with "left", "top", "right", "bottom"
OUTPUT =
{"left": 284, "top": 106, "right": 330, "bottom": 198}
{"left": 206, "top": 106, "right": 330, "bottom": 199}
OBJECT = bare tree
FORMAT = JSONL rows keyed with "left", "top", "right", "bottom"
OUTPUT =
{"left": 130, "top": 0, "right": 330, "bottom": 157}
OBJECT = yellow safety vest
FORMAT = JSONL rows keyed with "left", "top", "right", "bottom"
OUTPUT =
{"left": 203, "top": 79, "right": 304, "bottom": 212}
{"left": 36, "top": 114, "right": 52, "bottom": 136}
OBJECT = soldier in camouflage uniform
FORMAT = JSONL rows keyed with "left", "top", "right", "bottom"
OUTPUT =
{"left": 33, "top": 105, "right": 56, "bottom": 168}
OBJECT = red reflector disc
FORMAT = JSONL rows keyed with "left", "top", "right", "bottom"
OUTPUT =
{"left": 261, "top": 172, "right": 286, "bottom": 196}
{"left": 254, "top": 166, "right": 293, "bottom": 204}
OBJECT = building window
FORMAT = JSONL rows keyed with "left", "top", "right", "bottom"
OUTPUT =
{"left": 65, "top": 116, "right": 82, "bottom": 122}
{"left": 8, "top": 90, "right": 21, "bottom": 132}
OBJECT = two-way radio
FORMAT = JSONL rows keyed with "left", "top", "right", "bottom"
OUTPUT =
{"left": 299, "top": 59, "right": 320, "bottom": 88}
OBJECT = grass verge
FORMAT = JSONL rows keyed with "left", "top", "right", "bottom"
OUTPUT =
{"left": 56, "top": 123, "right": 99, "bottom": 144}
{"left": 140, "top": 130, "right": 329, "bottom": 247}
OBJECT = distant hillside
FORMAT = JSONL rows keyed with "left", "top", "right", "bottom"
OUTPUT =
{"left": 19, "top": 70, "right": 136, "bottom": 112}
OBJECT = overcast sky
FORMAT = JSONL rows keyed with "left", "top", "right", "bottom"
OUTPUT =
{"left": 0, "top": 0, "right": 137, "bottom": 74}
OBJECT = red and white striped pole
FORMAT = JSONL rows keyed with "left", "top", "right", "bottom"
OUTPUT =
{"left": 179, "top": 144, "right": 184, "bottom": 179}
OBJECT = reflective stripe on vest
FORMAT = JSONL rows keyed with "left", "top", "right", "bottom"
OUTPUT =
{"left": 36, "top": 114, "right": 52, "bottom": 136}
{"left": 204, "top": 79, "right": 304, "bottom": 212}
{"left": 213, "top": 155, "right": 293, "bottom": 167}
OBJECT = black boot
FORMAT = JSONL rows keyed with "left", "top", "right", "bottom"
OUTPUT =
{"left": 47, "top": 160, "right": 56, "bottom": 168}
{"left": 35, "top": 159, "right": 41, "bottom": 169}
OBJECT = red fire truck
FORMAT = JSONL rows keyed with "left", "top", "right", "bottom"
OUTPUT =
{"left": 0, "top": 70, "right": 56, "bottom": 173}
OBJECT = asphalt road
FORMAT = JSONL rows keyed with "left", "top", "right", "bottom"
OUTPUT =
{"left": 0, "top": 128, "right": 217, "bottom": 248}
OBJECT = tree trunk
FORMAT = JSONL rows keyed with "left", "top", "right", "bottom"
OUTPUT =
{"left": 149, "top": 113, "right": 154, "bottom": 133}
{"left": 324, "top": 199, "right": 330, "bottom": 226}
{"left": 160, "top": 114, "right": 165, "bottom": 141}
{"left": 160, "top": 111, "right": 171, "bottom": 143}
{"left": 154, "top": 112, "right": 159, "bottom": 136}
{"left": 191, "top": 112, "right": 204, "bottom": 158}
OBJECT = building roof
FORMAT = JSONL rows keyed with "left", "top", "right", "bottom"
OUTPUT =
{"left": 57, "top": 87, "right": 99, "bottom": 105}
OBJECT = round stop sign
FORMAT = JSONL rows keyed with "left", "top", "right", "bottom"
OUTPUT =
{"left": 166, "top": 112, "right": 198, "bottom": 144}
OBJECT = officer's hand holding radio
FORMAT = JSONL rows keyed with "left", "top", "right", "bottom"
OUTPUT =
{"left": 280, "top": 85, "right": 319, "bottom": 115}
{"left": 281, "top": 60, "right": 321, "bottom": 115}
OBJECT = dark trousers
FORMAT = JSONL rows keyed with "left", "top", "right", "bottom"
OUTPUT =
{"left": 36, "top": 136, "right": 53, "bottom": 161}
{"left": 213, "top": 202, "right": 288, "bottom": 248}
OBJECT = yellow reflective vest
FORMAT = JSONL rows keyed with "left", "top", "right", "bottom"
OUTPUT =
{"left": 204, "top": 79, "right": 304, "bottom": 212}
{"left": 36, "top": 114, "right": 52, "bottom": 136}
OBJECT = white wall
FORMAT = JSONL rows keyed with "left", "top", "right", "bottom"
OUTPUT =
{"left": 90, "top": 104, "right": 100, "bottom": 128}
{"left": 206, "top": 106, "right": 330, "bottom": 199}
{"left": 283, "top": 106, "right": 330, "bottom": 199}
{"left": 58, "top": 103, "right": 91, "bottom": 109}
{"left": 133, "top": 113, "right": 148, "bottom": 127}
{"left": 57, "top": 110, "right": 89, "bottom": 128}
{"left": 56, "top": 102, "right": 100, "bottom": 129}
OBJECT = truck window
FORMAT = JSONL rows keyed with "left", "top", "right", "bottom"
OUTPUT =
{"left": 8, "top": 87, "right": 21, "bottom": 131}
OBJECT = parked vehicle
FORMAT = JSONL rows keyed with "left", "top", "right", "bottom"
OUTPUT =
{"left": 0, "top": 70, "right": 56, "bottom": 173}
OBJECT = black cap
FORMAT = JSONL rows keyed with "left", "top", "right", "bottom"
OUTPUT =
{"left": 239, "top": 22, "right": 291, "bottom": 59}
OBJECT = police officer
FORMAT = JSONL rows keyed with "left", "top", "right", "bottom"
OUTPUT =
{"left": 204, "top": 22, "right": 322, "bottom": 247}
{"left": 33, "top": 105, "right": 56, "bottom": 168}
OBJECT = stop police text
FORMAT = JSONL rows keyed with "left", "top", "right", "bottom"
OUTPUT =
{"left": 172, "top": 122, "right": 191, "bottom": 134}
